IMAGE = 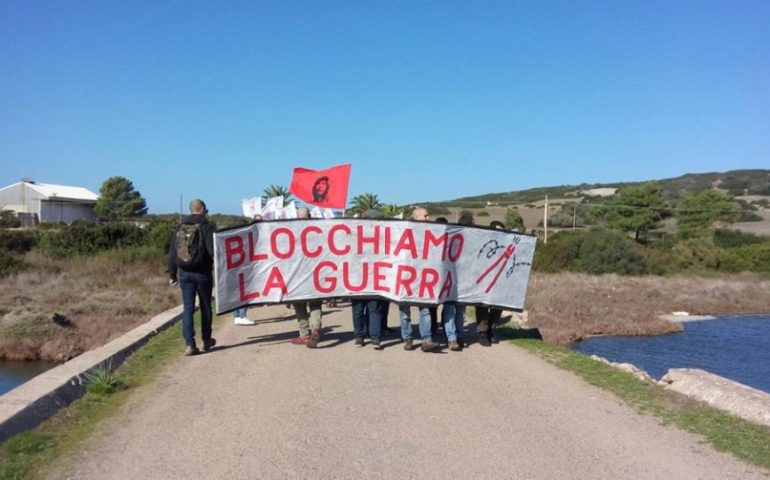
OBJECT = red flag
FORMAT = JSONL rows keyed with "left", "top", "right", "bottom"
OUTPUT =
{"left": 289, "top": 164, "right": 351, "bottom": 209}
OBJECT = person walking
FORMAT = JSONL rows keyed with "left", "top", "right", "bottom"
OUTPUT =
{"left": 233, "top": 214, "right": 263, "bottom": 326}
{"left": 289, "top": 207, "right": 324, "bottom": 348}
{"left": 168, "top": 199, "right": 216, "bottom": 356}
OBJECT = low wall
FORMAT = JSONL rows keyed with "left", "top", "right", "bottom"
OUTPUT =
{"left": 0, "top": 305, "right": 183, "bottom": 443}
{"left": 661, "top": 368, "right": 770, "bottom": 429}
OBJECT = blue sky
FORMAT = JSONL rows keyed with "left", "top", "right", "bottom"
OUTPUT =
{"left": 1, "top": 1, "right": 768, "bottom": 214}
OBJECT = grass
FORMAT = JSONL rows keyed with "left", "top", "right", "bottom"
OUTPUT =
{"left": 524, "top": 272, "right": 770, "bottom": 345}
{"left": 0, "top": 250, "right": 180, "bottom": 360}
{"left": 507, "top": 332, "right": 770, "bottom": 470}
{"left": 0, "top": 308, "right": 221, "bottom": 480}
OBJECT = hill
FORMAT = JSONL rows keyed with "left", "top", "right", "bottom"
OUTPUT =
{"left": 426, "top": 169, "right": 770, "bottom": 208}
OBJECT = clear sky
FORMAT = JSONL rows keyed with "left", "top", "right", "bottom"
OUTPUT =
{"left": 1, "top": 1, "right": 768, "bottom": 214}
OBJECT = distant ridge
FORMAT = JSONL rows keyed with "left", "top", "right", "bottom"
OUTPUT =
{"left": 427, "top": 169, "right": 770, "bottom": 207}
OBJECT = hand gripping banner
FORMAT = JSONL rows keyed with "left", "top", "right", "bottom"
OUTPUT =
{"left": 214, "top": 219, "right": 536, "bottom": 314}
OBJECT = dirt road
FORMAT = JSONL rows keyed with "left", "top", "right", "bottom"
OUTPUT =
{"left": 55, "top": 304, "right": 766, "bottom": 479}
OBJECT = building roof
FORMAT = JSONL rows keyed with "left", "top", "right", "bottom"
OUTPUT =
{"left": 7, "top": 181, "right": 99, "bottom": 202}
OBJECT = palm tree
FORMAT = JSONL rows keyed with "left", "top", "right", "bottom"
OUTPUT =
{"left": 380, "top": 203, "right": 406, "bottom": 218}
{"left": 263, "top": 185, "right": 293, "bottom": 203}
{"left": 349, "top": 193, "right": 382, "bottom": 215}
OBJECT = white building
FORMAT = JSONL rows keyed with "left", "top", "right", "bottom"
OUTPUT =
{"left": 0, "top": 180, "right": 99, "bottom": 225}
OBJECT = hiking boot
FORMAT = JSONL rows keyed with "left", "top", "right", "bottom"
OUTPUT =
{"left": 354, "top": 337, "right": 365, "bottom": 347}
{"left": 403, "top": 338, "right": 416, "bottom": 351}
{"left": 489, "top": 330, "right": 499, "bottom": 344}
{"left": 420, "top": 340, "right": 440, "bottom": 352}
{"left": 307, "top": 329, "right": 321, "bottom": 349}
{"left": 290, "top": 335, "right": 311, "bottom": 345}
{"left": 371, "top": 338, "right": 383, "bottom": 350}
{"left": 184, "top": 345, "right": 200, "bottom": 356}
{"left": 202, "top": 338, "right": 216, "bottom": 352}
{"left": 449, "top": 340, "right": 462, "bottom": 351}
{"left": 478, "top": 334, "right": 491, "bottom": 347}
{"left": 457, "top": 337, "right": 466, "bottom": 349}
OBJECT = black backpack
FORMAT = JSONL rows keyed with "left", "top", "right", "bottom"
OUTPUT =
{"left": 175, "top": 223, "right": 204, "bottom": 268}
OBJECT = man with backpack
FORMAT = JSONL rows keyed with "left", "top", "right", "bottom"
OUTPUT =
{"left": 168, "top": 199, "right": 216, "bottom": 356}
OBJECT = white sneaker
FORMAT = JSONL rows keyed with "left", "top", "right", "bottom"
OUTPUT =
{"left": 234, "top": 317, "right": 256, "bottom": 326}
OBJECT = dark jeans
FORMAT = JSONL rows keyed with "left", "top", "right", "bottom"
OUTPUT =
{"left": 180, "top": 271, "right": 213, "bottom": 347}
{"left": 475, "top": 305, "right": 502, "bottom": 333}
{"left": 352, "top": 299, "right": 386, "bottom": 341}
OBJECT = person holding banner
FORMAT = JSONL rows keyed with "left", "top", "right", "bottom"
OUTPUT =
{"left": 233, "top": 214, "right": 263, "bottom": 326}
{"left": 350, "top": 209, "right": 389, "bottom": 349}
{"left": 475, "top": 220, "right": 506, "bottom": 346}
{"left": 399, "top": 207, "right": 439, "bottom": 352}
{"left": 168, "top": 199, "right": 216, "bottom": 356}
{"left": 290, "top": 207, "right": 324, "bottom": 348}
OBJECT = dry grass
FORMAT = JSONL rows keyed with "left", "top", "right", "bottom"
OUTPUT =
{"left": 525, "top": 272, "right": 770, "bottom": 345}
{"left": 0, "top": 251, "right": 179, "bottom": 361}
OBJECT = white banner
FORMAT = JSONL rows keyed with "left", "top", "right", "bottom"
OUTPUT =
{"left": 214, "top": 219, "right": 536, "bottom": 314}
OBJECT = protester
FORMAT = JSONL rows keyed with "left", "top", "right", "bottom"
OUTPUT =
{"left": 290, "top": 207, "right": 324, "bottom": 348}
{"left": 168, "top": 199, "right": 216, "bottom": 356}
{"left": 475, "top": 219, "right": 505, "bottom": 346}
{"left": 351, "top": 208, "right": 388, "bottom": 349}
{"left": 398, "top": 207, "right": 439, "bottom": 352}
{"left": 442, "top": 214, "right": 471, "bottom": 351}
{"left": 233, "top": 214, "right": 263, "bottom": 326}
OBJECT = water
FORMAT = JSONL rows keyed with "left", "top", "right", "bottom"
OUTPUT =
{"left": 573, "top": 315, "right": 770, "bottom": 394}
{"left": 0, "top": 361, "right": 57, "bottom": 397}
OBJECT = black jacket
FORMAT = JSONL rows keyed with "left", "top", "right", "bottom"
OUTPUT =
{"left": 168, "top": 214, "right": 215, "bottom": 279}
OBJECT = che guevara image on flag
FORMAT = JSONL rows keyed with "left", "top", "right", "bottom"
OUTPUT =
{"left": 289, "top": 164, "right": 351, "bottom": 209}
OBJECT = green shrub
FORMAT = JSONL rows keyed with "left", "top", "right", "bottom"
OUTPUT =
{"left": 571, "top": 228, "right": 646, "bottom": 275}
{"left": 715, "top": 243, "right": 770, "bottom": 273}
{"left": 0, "top": 249, "right": 26, "bottom": 278}
{"left": 427, "top": 205, "right": 450, "bottom": 215}
{"left": 713, "top": 229, "right": 769, "bottom": 248}
{"left": 533, "top": 228, "right": 650, "bottom": 275}
{"left": 477, "top": 210, "right": 490, "bottom": 217}
{"left": 0, "top": 230, "right": 38, "bottom": 254}
{"left": 145, "top": 221, "right": 176, "bottom": 252}
{"left": 37, "top": 221, "right": 146, "bottom": 257}
{"left": 671, "top": 237, "right": 720, "bottom": 270}
{"left": 0, "top": 210, "right": 21, "bottom": 228}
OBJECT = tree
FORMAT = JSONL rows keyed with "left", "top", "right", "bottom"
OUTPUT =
{"left": 677, "top": 189, "right": 737, "bottom": 239}
{"left": 349, "top": 193, "right": 381, "bottom": 215}
{"left": 381, "top": 204, "right": 406, "bottom": 218}
{"left": 94, "top": 176, "right": 147, "bottom": 221}
{"left": 263, "top": 185, "right": 293, "bottom": 203}
{"left": 594, "top": 183, "right": 666, "bottom": 242}
{"left": 504, "top": 208, "right": 525, "bottom": 231}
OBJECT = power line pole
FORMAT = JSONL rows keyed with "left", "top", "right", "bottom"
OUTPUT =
{"left": 543, "top": 195, "right": 548, "bottom": 243}
{"left": 573, "top": 205, "right": 576, "bottom": 231}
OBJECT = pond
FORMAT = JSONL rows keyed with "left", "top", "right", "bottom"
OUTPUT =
{"left": 0, "top": 361, "right": 58, "bottom": 397}
{"left": 572, "top": 315, "right": 770, "bottom": 394}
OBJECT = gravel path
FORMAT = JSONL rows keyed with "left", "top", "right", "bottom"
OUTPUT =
{"left": 54, "top": 304, "right": 766, "bottom": 480}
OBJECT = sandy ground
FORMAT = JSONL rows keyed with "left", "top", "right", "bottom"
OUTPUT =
{"left": 52, "top": 304, "right": 767, "bottom": 480}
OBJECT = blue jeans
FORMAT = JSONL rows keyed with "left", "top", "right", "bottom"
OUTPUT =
{"left": 442, "top": 302, "right": 466, "bottom": 342}
{"left": 399, "top": 304, "right": 432, "bottom": 341}
{"left": 352, "top": 299, "right": 384, "bottom": 340}
{"left": 180, "top": 271, "right": 213, "bottom": 347}
{"left": 233, "top": 307, "right": 248, "bottom": 318}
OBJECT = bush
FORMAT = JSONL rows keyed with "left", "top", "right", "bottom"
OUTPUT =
{"left": 0, "top": 230, "right": 38, "bottom": 254}
{"left": 671, "top": 237, "right": 720, "bottom": 271}
{"left": 533, "top": 228, "right": 650, "bottom": 275}
{"left": 713, "top": 229, "right": 769, "bottom": 249}
{"left": 571, "top": 229, "right": 646, "bottom": 275}
{"left": 477, "top": 210, "right": 489, "bottom": 217}
{"left": 145, "top": 221, "right": 176, "bottom": 252}
{"left": 0, "top": 249, "right": 26, "bottom": 277}
{"left": 37, "top": 221, "right": 146, "bottom": 257}
{"left": 426, "top": 205, "right": 450, "bottom": 215}
{"left": 715, "top": 243, "right": 770, "bottom": 273}
{"left": 0, "top": 210, "right": 20, "bottom": 228}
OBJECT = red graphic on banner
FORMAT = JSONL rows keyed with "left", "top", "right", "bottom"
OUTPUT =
{"left": 289, "top": 164, "right": 351, "bottom": 209}
{"left": 476, "top": 244, "right": 515, "bottom": 293}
